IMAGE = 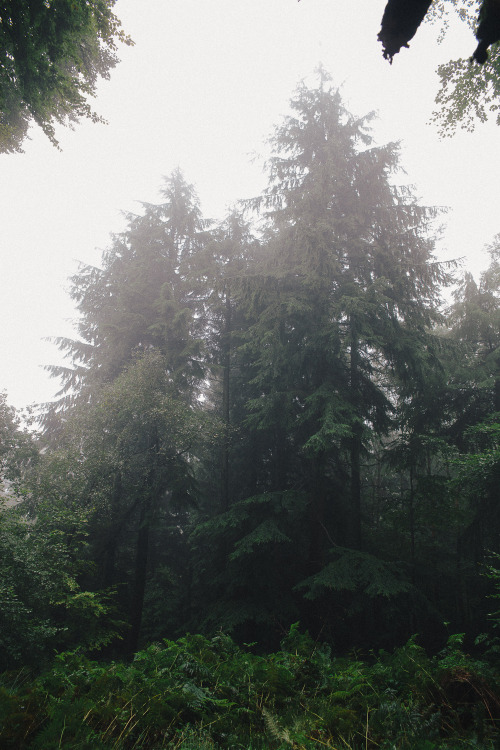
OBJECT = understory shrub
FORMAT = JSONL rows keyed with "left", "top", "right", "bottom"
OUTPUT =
{"left": 1, "top": 626, "right": 499, "bottom": 749}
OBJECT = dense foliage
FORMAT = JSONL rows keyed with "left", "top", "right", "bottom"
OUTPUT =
{"left": 1, "top": 72, "right": 499, "bottom": 747}
{"left": 0, "top": 0, "right": 131, "bottom": 152}
{"left": 2, "top": 627, "right": 500, "bottom": 749}
{"left": 431, "top": 0, "right": 500, "bottom": 135}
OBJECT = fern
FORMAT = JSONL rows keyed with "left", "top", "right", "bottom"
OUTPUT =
{"left": 1, "top": 630, "right": 499, "bottom": 749}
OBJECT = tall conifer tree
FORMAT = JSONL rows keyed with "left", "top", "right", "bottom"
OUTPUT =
{"left": 246, "top": 69, "right": 448, "bottom": 552}
{"left": 47, "top": 169, "right": 209, "bottom": 414}
{"left": 197, "top": 70, "right": 451, "bottom": 646}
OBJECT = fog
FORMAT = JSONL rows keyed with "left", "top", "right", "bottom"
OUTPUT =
{"left": 1, "top": 0, "right": 498, "bottom": 410}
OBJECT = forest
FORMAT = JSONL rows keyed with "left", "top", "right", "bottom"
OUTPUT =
{"left": 1, "top": 72, "right": 500, "bottom": 748}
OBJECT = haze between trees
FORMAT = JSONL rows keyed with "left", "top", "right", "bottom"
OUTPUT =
{"left": 1, "top": 70, "right": 499, "bottom": 749}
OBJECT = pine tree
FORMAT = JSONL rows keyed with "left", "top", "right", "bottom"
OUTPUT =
{"left": 187, "top": 210, "right": 259, "bottom": 512}
{"left": 40, "top": 172, "right": 219, "bottom": 652}
{"left": 246, "top": 68, "right": 448, "bottom": 551}
{"left": 188, "top": 70, "right": 451, "bottom": 649}
{"left": 46, "top": 169, "right": 210, "bottom": 417}
{"left": 447, "top": 237, "right": 500, "bottom": 426}
{"left": 434, "top": 240, "right": 500, "bottom": 631}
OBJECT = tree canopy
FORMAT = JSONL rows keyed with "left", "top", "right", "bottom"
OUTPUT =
{"left": 378, "top": 0, "right": 500, "bottom": 134}
{"left": 0, "top": 0, "right": 132, "bottom": 153}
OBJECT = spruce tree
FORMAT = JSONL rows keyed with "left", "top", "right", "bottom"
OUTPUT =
{"left": 247, "top": 69, "right": 448, "bottom": 551}
{"left": 47, "top": 169, "right": 210, "bottom": 415}
{"left": 41, "top": 172, "right": 216, "bottom": 652}
{"left": 203, "top": 69, "right": 451, "bottom": 647}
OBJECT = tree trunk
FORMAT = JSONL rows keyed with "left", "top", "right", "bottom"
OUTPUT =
{"left": 127, "top": 496, "right": 151, "bottom": 656}
{"left": 349, "top": 322, "right": 362, "bottom": 549}
{"left": 409, "top": 463, "right": 415, "bottom": 584}
{"left": 307, "top": 452, "right": 327, "bottom": 573}
{"left": 494, "top": 353, "right": 500, "bottom": 412}
{"left": 127, "top": 428, "right": 159, "bottom": 656}
{"left": 221, "top": 285, "right": 231, "bottom": 511}
{"left": 101, "top": 471, "right": 122, "bottom": 587}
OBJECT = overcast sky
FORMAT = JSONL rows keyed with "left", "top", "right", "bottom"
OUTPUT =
{"left": 1, "top": 0, "right": 498, "bottom": 412}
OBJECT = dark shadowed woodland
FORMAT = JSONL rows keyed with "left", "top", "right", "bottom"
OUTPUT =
{"left": 1, "top": 69, "right": 500, "bottom": 748}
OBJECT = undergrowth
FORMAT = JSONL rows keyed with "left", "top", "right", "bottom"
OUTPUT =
{"left": 1, "top": 625, "right": 499, "bottom": 749}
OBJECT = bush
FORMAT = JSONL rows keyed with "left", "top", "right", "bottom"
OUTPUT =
{"left": 0, "top": 628, "right": 499, "bottom": 748}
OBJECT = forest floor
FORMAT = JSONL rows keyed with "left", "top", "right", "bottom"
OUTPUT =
{"left": 1, "top": 628, "right": 500, "bottom": 749}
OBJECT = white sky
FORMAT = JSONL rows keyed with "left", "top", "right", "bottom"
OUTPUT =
{"left": 1, "top": 0, "right": 498, "bottom": 412}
